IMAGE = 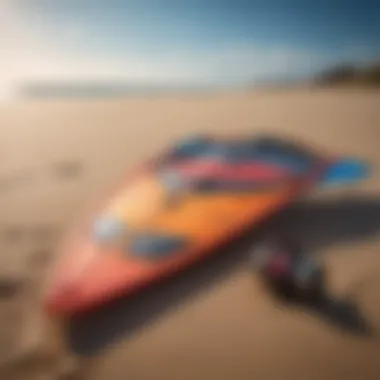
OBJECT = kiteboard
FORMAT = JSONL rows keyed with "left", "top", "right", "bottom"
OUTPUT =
{"left": 43, "top": 134, "right": 367, "bottom": 316}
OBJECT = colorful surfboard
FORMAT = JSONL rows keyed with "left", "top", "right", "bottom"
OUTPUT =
{"left": 43, "top": 135, "right": 365, "bottom": 316}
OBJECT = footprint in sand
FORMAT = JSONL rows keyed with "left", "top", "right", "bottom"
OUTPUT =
{"left": 0, "top": 169, "right": 35, "bottom": 193}
{"left": 51, "top": 160, "right": 83, "bottom": 180}
{"left": 3, "top": 226, "right": 24, "bottom": 244}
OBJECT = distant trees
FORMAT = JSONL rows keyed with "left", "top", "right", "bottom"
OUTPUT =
{"left": 316, "top": 62, "right": 380, "bottom": 86}
{"left": 365, "top": 65, "right": 380, "bottom": 83}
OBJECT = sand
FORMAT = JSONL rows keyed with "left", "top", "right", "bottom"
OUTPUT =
{"left": 0, "top": 87, "right": 380, "bottom": 380}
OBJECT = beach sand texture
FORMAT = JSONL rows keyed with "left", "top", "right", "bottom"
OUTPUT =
{"left": 0, "top": 88, "right": 380, "bottom": 380}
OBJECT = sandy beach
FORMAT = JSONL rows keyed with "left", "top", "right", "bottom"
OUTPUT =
{"left": 1, "top": 87, "right": 380, "bottom": 380}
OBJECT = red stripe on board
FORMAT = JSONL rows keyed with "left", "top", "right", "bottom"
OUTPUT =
{"left": 166, "top": 160, "right": 292, "bottom": 181}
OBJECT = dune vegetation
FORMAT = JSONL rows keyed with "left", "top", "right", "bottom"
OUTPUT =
{"left": 315, "top": 61, "right": 380, "bottom": 87}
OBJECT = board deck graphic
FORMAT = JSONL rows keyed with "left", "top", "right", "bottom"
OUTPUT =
{"left": 44, "top": 135, "right": 337, "bottom": 316}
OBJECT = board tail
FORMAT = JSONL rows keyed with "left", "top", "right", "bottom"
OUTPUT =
{"left": 320, "top": 158, "right": 370, "bottom": 188}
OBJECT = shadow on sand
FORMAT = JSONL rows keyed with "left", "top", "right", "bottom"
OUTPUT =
{"left": 65, "top": 196, "right": 380, "bottom": 355}
{"left": 274, "top": 290, "right": 375, "bottom": 338}
{"left": 300, "top": 295, "right": 374, "bottom": 337}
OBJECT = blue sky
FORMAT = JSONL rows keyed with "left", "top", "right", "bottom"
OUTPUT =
{"left": 2, "top": 0, "right": 380, "bottom": 94}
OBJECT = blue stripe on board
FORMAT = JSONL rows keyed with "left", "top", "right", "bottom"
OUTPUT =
{"left": 129, "top": 234, "right": 188, "bottom": 259}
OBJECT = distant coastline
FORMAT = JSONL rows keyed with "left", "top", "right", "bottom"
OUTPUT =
{"left": 18, "top": 82, "right": 234, "bottom": 99}
{"left": 17, "top": 61, "right": 380, "bottom": 99}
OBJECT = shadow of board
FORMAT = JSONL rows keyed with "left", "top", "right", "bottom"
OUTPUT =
{"left": 65, "top": 196, "right": 380, "bottom": 355}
